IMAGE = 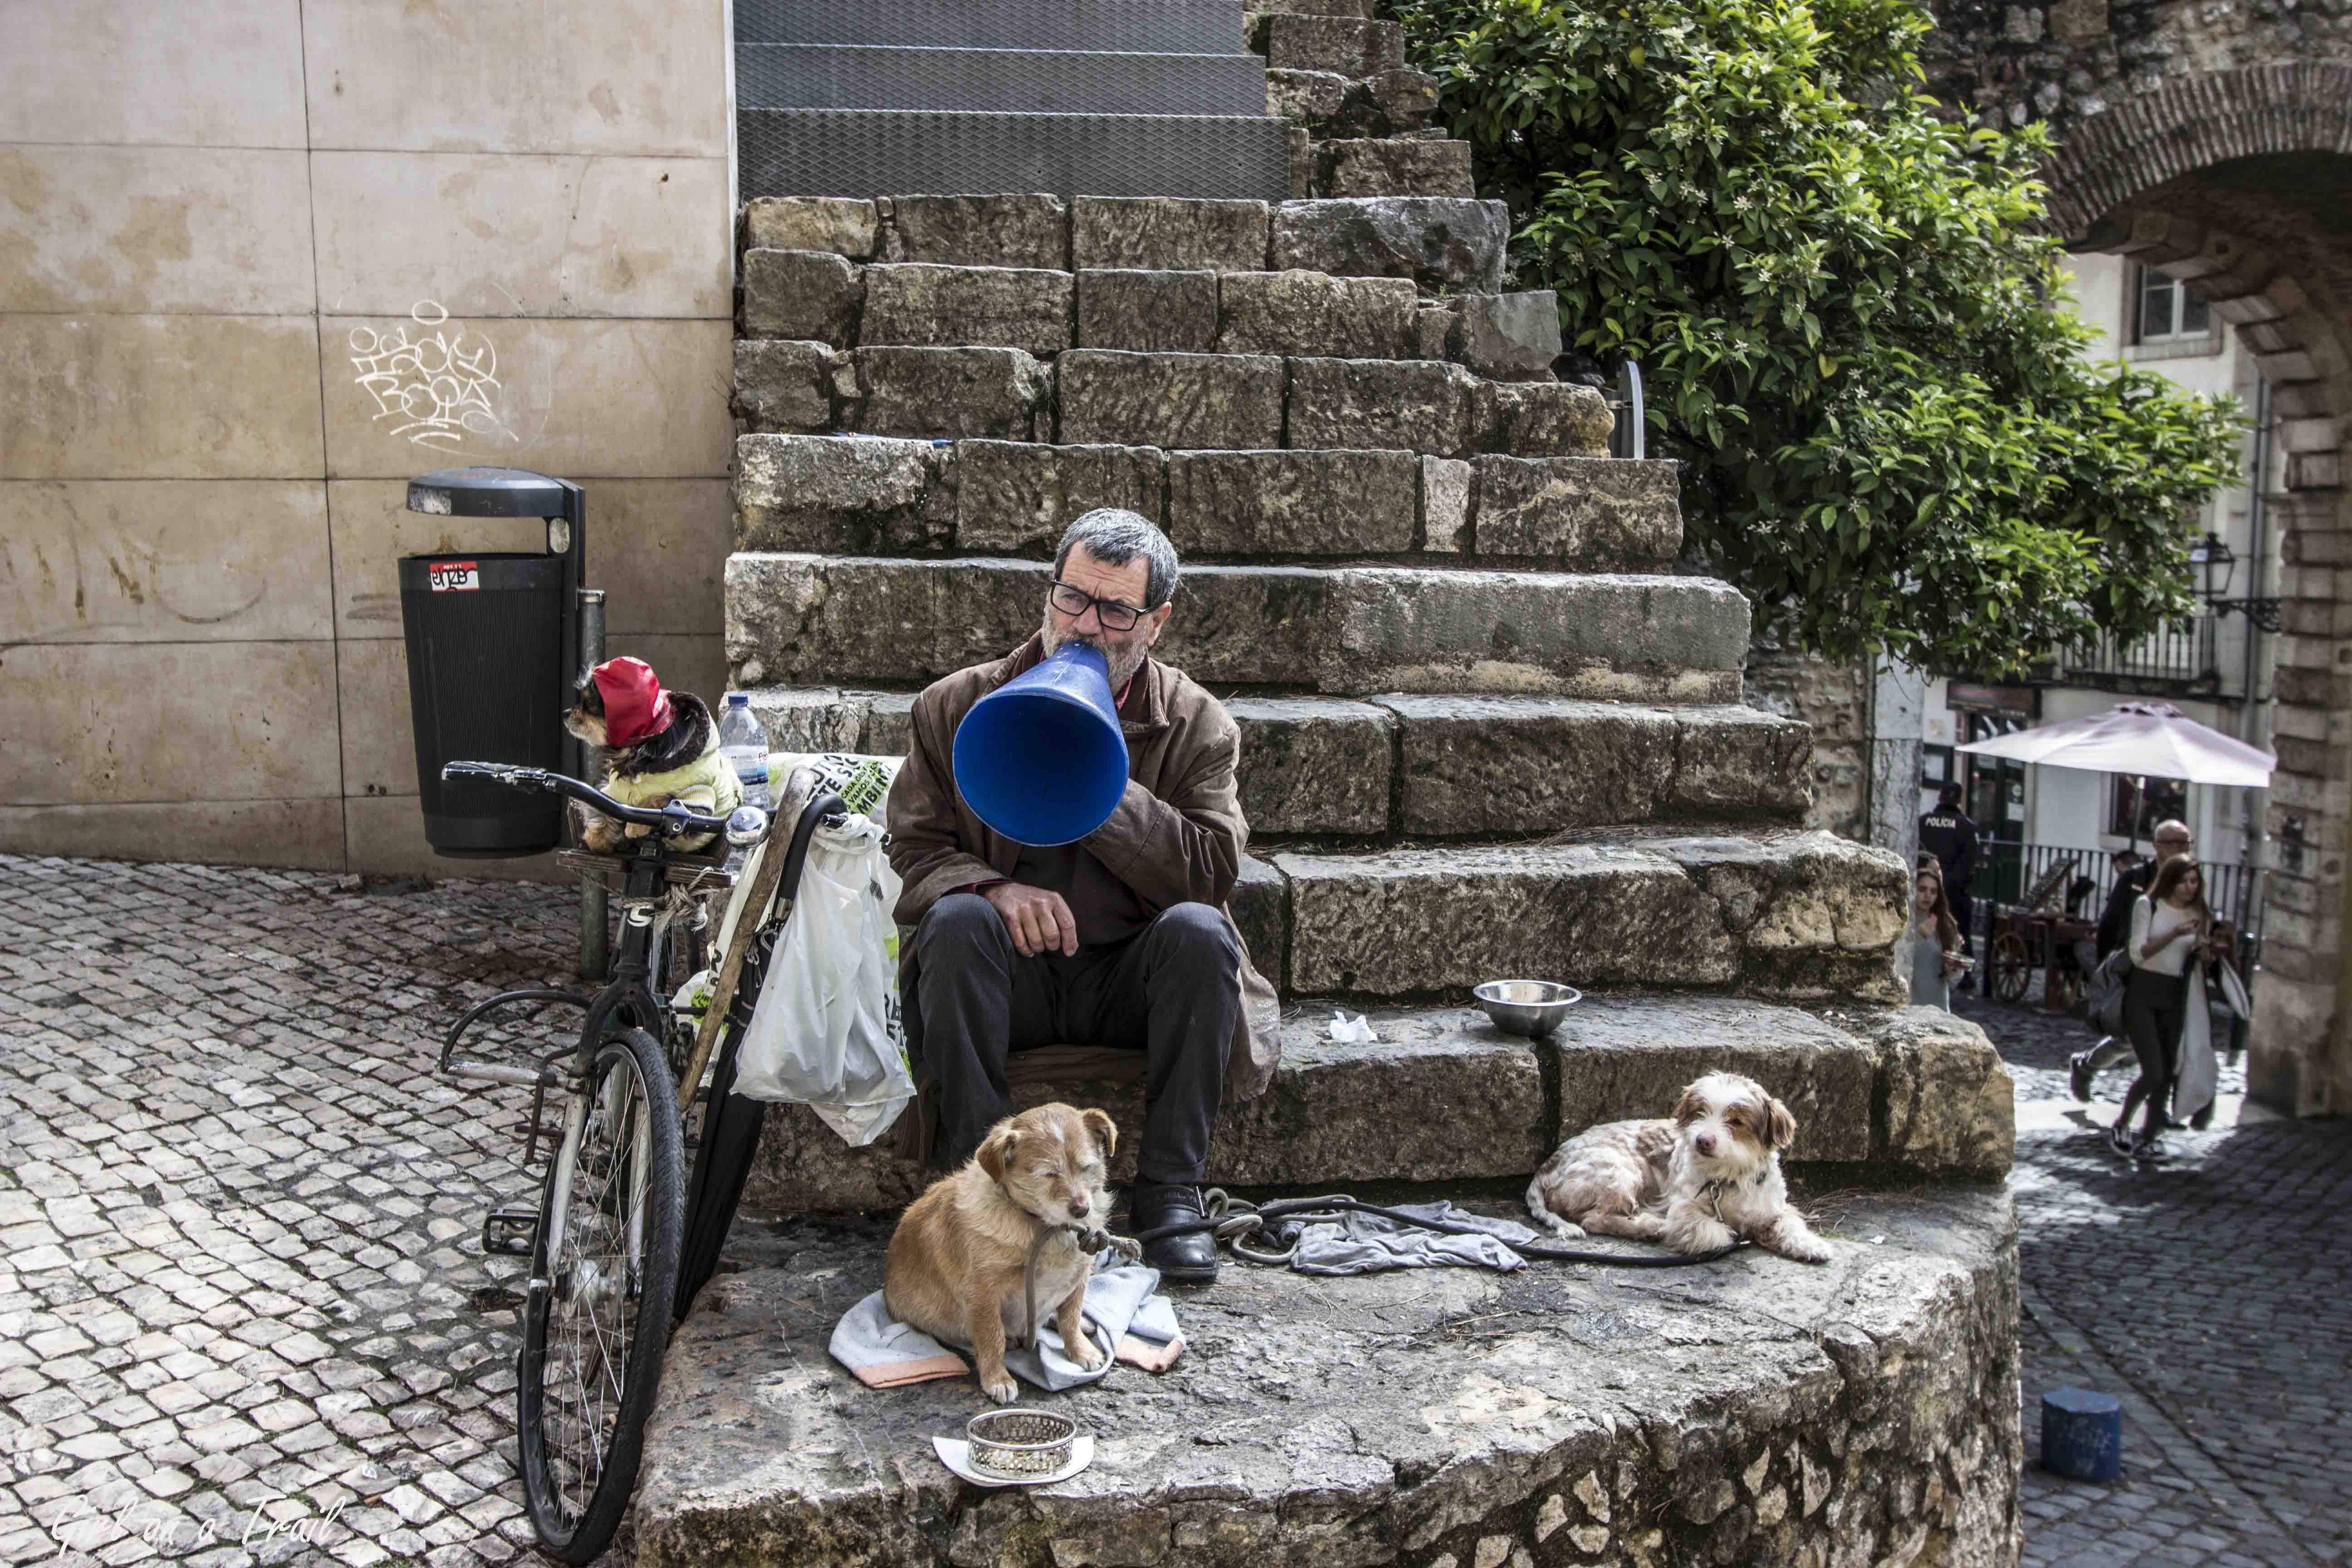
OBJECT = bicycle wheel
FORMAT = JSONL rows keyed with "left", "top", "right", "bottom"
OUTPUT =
{"left": 517, "top": 1025, "right": 683, "bottom": 1562}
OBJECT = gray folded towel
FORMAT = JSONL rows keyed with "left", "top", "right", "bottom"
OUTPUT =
{"left": 1289, "top": 1201, "right": 1539, "bottom": 1275}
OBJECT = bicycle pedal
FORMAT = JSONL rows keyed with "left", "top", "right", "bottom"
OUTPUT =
{"left": 482, "top": 1201, "right": 539, "bottom": 1257}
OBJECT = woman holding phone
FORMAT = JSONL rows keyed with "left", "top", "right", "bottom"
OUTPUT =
{"left": 1909, "top": 861, "right": 1967, "bottom": 1009}
{"left": 2112, "top": 856, "right": 2214, "bottom": 1157}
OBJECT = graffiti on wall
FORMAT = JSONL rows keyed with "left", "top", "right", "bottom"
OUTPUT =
{"left": 349, "top": 302, "right": 517, "bottom": 449}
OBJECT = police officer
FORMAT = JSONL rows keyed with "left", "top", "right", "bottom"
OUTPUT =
{"left": 1919, "top": 783, "right": 1980, "bottom": 981}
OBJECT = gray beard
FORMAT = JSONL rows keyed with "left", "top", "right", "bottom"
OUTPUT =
{"left": 1043, "top": 623, "right": 1147, "bottom": 693}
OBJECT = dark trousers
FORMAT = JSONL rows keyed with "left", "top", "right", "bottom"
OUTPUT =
{"left": 911, "top": 893, "right": 1240, "bottom": 1184}
{"left": 2120, "top": 967, "right": 2188, "bottom": 1137}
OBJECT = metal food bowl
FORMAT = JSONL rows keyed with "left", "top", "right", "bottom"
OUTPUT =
{"left": 1473, "top": 979, "right": 1582, "bottom": 1039}
{"left": 966, "top": 1409, "right": 1078, "bottom": 1477}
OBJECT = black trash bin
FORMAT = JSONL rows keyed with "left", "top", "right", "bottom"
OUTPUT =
{"left": 399, "top": 551, "right": 568, "bottom": 856}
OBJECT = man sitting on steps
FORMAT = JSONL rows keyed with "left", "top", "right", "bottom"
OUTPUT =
{"left": 885, "top": 509, "right": 1281, "bottom": 1284}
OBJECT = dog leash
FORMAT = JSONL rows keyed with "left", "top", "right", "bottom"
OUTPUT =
{"left": 1017, "top": 1193, "right": 1742, "bottom": 1356}
{"left": 1020, "top": 1225, "right": 1144, "bottom": 1352}
{"left": 1015, "top": 1193, "right": 1746, "bottom": 1358}
{"left": 1133, "top": 1192, "right": 1746, "bottom": 1269}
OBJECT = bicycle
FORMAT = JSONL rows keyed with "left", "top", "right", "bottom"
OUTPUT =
{"left": 433, "top": 760, "right": 841, "bottom": 1562}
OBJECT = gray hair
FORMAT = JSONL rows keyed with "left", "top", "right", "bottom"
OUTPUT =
{"left": 1055, "top": 509, "right": 1179, "bottom": 609}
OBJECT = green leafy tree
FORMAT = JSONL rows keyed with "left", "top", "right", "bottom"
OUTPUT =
{"left": 1396, "top": 0, "right": 2244, "bottom": 675}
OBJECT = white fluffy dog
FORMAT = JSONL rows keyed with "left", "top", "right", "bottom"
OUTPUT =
{"left": 1523, "top": 1071, "right": 1833, "bottom": 1263}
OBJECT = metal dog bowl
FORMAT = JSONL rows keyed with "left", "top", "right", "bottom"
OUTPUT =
{"left": 1473, "top": 979, "right": 1582, "bottom": 1039}
{"left": 965, "top": 1409, "right": 1078, "bottom": 1478}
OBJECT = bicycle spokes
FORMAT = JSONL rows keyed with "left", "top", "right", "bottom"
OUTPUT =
{"left": 539, "top": 1050, "right": 652, "bottom": 1530}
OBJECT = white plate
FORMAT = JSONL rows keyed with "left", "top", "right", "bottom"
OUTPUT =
{"left": 931, "top": 1432, "right": 1095, "bottom": 1489}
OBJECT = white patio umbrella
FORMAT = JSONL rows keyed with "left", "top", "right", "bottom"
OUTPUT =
{"left": 1961, "top": 701, "right": 2269, "bottom": 1111}
{"left": 1953, "top": 701, "right": 2274, "bottom": 789}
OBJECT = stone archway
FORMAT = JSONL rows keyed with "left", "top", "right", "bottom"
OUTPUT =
{"left": 2029, "top": 66, "right": 2352, "bottom": 1115}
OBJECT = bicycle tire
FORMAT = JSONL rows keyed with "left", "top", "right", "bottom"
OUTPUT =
{"left": 516, "top": 1025, "right": 683, "bottom": 1562}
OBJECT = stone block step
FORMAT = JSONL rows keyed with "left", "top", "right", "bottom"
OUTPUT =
{"left": 737, "top": 44, "right": 1269, "bottom": 116}
{"left": 737, "top": 108, "right": 1292, "bottom": 203}
{"left": 725, "top": 553, "right": 1749, "bottom": 699}
{"left": 1250, "top": 11, "right": 1404, "bottom": 75}
{"left": 734, "top": 436, "right": 1671, "bottom": 567}
{"left": 643, "top": 1180, "right": 2018, "bottom": 1565}
{"left": 1266, "top": 65, "right": 1440, "bottom": 138}
{"left": 735, "top": 342, "right": 1607, "bottom": 456}
{"left": 1272, "top": 831, "right": 1908, "bottom": 1002}
{"left": 1271, "top": 195, "right": 1508, "bottom": 292}
{"left": 744, "top": 191, "right": 1512, "bottom": 291}
{"left": 740, "top": 249, "right": 1558, "bottom": 371}
{"left": 751, "top": 685, "right": 1810, "bottom": 837}
{"left": 736, "top": 0, "right": 1252, "bottom": 54}
{"left": 734, "top": 997, "right": 2007, "bottom": 1213}
{"left": 1312, "top": 136, "right": 1475, "bottom": 198}
{"left": 757, "top": 192, "right": 1275, "bottom": 270}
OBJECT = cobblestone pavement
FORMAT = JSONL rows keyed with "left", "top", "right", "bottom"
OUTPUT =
{"left": 1958, "top": 993, "right": 2352, "bottom": 1567}
{"left": 0, "top": 858, "right": 596, "bottom": 1568}
{"left": 4, "top": 857, "right": 2347, "bottom": 1566}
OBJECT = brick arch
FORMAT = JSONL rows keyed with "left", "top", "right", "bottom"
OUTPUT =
{"left": 2047, "top": 87, "right": 2352, "bottom": 1111}
{"left": 2038, "top": 64, "right": 2352, "bottom": 239}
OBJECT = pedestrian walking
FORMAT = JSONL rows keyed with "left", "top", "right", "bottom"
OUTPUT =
{"left": 2112, "top": 856, "right": 2217, "bottom": 1158}
{"left": 1919, "top": 784, "right": 1980, "bottom": 986}
{"left": 1910, "top": 862, "right": 1967, "bottom": 1010}
{"left": 2071, "top": 823, "right": 2191, "bottom": 1102}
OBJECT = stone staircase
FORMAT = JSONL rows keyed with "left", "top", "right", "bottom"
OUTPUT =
{"left": 639, "top": 6, "right": 2021, "bottom": 1562}
{"left": 712, "top": 0, "right": 1943, "bottom": 1216}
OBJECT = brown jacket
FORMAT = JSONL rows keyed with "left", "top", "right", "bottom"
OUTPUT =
{"left": 885, "top": 634, "right": 1281, "bottom": 1102}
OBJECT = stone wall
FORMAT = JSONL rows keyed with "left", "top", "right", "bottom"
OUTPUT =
{"left": 642, "top": 1184, "right": 2022, "bottom": 1568}
{"left": 0, "top": 0, "right": 735, "bottom": 877}
{"left": 1744, "top": 641, "right": 1871, "bottom": 842}
{"left": 1923, "top": 0, "right": 2352, "bottom": 147}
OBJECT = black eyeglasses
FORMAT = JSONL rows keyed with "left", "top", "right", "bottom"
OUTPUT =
{"left": 1047, "top": 580, "right": 1149, "bottom": 632}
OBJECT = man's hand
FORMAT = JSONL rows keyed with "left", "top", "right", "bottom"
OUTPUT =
{"left": 982, "top": 882, "right": 1079, "bottom": 958}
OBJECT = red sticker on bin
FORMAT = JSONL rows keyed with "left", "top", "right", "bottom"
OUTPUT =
{"left": 428, "top": 560, "right": 480, "bottom": 591}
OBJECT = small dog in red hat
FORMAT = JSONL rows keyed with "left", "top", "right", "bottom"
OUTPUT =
{"left": 563, "top": 657, "right": 741, "bottom": 853}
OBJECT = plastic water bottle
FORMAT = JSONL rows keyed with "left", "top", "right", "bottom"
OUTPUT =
{"left": 718, "top": 692, "right": 771, "bottom": 808}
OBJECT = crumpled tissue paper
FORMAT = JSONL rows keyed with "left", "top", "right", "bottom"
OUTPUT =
{"left": 1326, "top": 1010, "right": 1377, "bottom": 1043}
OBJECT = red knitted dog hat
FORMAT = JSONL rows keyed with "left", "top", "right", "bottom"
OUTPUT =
{"left": 590, "top": 657, "right": 674, "bottom": 747}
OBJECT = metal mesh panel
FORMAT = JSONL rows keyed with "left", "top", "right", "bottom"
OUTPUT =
{"left": 738, "top": 108, "right": 1292, "bottom": 200}
{"left": 735, "top": 0, "right": 1249, "bottom": 53}
{"left": 737, "top": 44, "right": 1268, "bottom": 115}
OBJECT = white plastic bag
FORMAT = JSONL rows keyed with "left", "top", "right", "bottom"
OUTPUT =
{"left": 732, "top": 813, "right": 915, "bottom": 1145}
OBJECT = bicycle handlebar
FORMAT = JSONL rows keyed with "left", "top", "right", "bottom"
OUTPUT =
{"left": 441, "top": 761, "right": 756, "bottom": 840}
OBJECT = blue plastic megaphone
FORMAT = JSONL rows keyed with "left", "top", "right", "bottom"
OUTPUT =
{"left": 951, "top": 642, "right": 1131, "bottom": 846}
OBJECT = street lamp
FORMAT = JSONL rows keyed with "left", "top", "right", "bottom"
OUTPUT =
{"left": 2189, "top": 530, "right": 2282, "bottom": 632}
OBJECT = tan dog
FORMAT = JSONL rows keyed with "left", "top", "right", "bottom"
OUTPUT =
{"left": 883, "top": 1102, "right": 1118, "bottom": 1403}
{"left": 1523, "top": 1072, "right": 1832, "bottom": 1263}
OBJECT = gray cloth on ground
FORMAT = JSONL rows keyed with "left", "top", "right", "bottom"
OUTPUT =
{"left": 1289, "top": 1201, "right": 1540, "bottom": 1275}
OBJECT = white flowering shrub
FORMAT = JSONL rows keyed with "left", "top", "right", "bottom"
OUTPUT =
{"left": 1398, "top": 0, "right": 2244, "bottom": 675}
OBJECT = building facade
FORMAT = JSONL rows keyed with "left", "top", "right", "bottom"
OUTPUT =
{"left": 0, "top": 0, "right": 736, "bottom": 879}
{"left": 1920, "top": 250, "right": 2276, "bottom": 933}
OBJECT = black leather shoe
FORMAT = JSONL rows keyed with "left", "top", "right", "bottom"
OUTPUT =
{"left": 1130, "top": 1180, "right": 1219, "bottom": 1284}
